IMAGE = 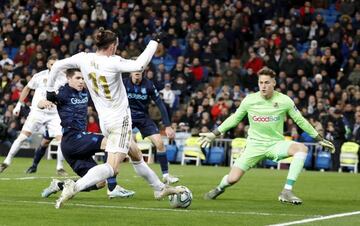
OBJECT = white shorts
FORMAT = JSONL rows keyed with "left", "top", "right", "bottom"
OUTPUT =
{"left": 22, "top": 110, "right": 62, "bottom": 138}
{"left": 100, "top": 109, "right": 132, "bottom": 154}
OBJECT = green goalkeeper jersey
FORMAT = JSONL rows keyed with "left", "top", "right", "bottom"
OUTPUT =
{"left": 218, "top": 91, "right": 318, "bottom": 142}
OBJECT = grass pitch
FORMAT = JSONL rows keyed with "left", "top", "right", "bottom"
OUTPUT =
{"left": 0, "top": 158, "right": 359, "bottom": 226}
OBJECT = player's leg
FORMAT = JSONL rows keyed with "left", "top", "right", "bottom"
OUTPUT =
{"left": 139, "top": 118, "right": 179, "bottom": 184}
{"left": 128, "top": 139, "right": 185, "bottom": 199}
{"left": 0, "top": 129, "right": 32, "bottom": 172}
{"left": 26, "top": 135, "right": 52, "bottom": 173}
{"left": 54, "top": 135, "right": 68, "bottom": 176}
{"left": 47, "top": 115, "right": 67, "bottom": 175}
{"left": 147, "top": 133, "right": 179, "bottom": 184}
{"left": 55, "top": 117, "right": 131, "bottom": 208}
{"left": 204, "top": 142, "right": 264, "bottom": 200}
{"left": 270, "top": 141, "right": 307, "bottom": 204}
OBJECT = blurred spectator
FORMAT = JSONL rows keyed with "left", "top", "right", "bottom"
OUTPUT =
{"left": 87, "top": 115, "right": 100, "bottom": 133}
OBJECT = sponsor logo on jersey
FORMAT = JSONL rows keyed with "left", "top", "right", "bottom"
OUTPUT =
{"left": 71, "top": 97, "right": 88, "bottom": 104}
{"left": 127, "top": 93, "right": 148, "bottom": 100}
{"left": 252, "top": 115, "right": 280, "bottom": 122}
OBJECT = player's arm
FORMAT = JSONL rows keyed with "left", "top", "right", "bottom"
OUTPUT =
{"left": 115, "top": 40, "right": 158, "bottom": 72}
{"left": 199, "top": 97, "right": 248, "bottom": 148}
{"left": 151, "top": 85, "right": 174, "bottom": 138}
{"left": 13, "top": 85, "right": 31, "bottom": 116}
{"left": 47, "top": 53, "right": 82, "bottom": 91}
{"left": 287, "top": 99, "right": 335, "bottom": 152}
{"left": 46, "top": 53, "right": 82, "bottom": 103}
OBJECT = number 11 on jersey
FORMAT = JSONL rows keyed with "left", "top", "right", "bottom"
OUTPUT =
{"left": 88, "top": 72, "right": 112, "bottom": 100}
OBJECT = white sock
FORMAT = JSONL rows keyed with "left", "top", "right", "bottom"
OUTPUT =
{"left": 4, "top": 133, "right": 28, "bottom": 165}
{"left": 56, "top": 144, "right": 64, "bottom": 170}
{"left": 132, "top": 159, "right": 164, "bottom": 191}
{"left": 75, "top": 163, "right": 114, "bottom": 192}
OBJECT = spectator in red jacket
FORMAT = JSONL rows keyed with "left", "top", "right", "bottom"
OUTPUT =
{"left": 87, "top": 115, "right": 100, "bottom": 133}
{"left": 244, "top": 51, "right": 264, "bottom": 74}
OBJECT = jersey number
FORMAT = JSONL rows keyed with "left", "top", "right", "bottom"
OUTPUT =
{"left": 88, "top": 73, "right": 112, "bottom": 100}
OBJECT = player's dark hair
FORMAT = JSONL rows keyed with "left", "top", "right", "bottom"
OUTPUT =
{"left": 257, "top": 67, "right": 276, "bottom": 78}
{"left": 66, "top": 68, "right": 81, "bottom": 78}
{"left": 95, "top": 27, "right": 117, "bottom": 50}
{"left": 47, "top": 54, "right": 58, "bottom": 62}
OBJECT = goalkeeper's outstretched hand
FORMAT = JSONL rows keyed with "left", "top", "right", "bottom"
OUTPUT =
{"left": 319, "top": 139, "right": 335, "bottom": 153}
{"left": 198, "top": 132, "right": 216, "bottom": 148}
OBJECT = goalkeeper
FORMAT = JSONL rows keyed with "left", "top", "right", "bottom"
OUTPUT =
{"left": 199, "top": 67, "right": 335, "bottom": 205}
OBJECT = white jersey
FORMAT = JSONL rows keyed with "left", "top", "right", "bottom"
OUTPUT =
{"left": 28, "top": 69, "right": 67, "bottom": 114}
{"left": 47, "top": 40, "right": 158, "bottom": 126}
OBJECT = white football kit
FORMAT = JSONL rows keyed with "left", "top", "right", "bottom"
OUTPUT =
{"left": 47, "top": 40, "right": 158, "bottom": 153}
{"left": 22, "top": 69, "right": 66, "bottom": 137}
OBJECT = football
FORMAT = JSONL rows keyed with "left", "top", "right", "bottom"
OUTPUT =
{"left": 168, "top": 186, "right": 193, "bottom": 208}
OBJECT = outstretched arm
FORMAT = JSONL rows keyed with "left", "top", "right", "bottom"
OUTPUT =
{"left": 116, "top": 40, "right": 158, "bottom": 72}
{"left": 199, "top": 98, "right": 248, "bottom": 148}
{"left": 288, "top": 101, "right": 335, "bottom": 152}
{"left": 47, "top": 53, "right": 82, "bottom": 90}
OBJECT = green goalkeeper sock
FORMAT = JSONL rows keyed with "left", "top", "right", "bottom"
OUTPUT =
{"left": 284, "top": 152, "right": 307, "bottom": 190}
{"left": 217, "top": 175, "right": 232, "bottom": 190}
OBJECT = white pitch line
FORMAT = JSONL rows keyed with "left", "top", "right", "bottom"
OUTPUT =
{"left": 0, "top": 176, "right": 78, "bottom": 180}
{"left": 0, "top": 200, "right": 316, "bottom": 217}
{"left": 268, "top": 211, "right": 360, "bottom": 226}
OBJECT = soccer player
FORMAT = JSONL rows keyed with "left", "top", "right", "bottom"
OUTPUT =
{"left": 46, "top": 28, "right": 184, "bottom": 208}
{"left": 199, "top": 67, "right": 335, "bottom": 204}
{"left": 0, "top": 55, "right": 67, "bottom": 176}
{"left": 40, "top": 68, "right": 134, "bottom": 199}
{"left": 123, "top": 71, "right": 179, "bottom": 184}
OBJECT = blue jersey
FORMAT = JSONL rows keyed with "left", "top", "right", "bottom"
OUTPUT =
{"left": 123, "top": 77, "right": 171, "bottom": 126}
{"left": 56, "top": 84, "right": 88, "bottom": 131}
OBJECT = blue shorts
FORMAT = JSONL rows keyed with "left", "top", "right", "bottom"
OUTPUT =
{"left": 61, "top": 130, "right": 104, "bottom": 177}
{"left": 132, "top": 117, "right": 159, "bottom": 138}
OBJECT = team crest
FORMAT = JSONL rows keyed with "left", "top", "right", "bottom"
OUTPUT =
{"left": 141, "top": 87, "right": 146, "bottom": 94}
{"left": 273, "top": 102, "right": 279, "bottom": 108}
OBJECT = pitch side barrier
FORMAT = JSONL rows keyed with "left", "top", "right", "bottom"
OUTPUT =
{"left": 164, "top": 136, "right": 321, "bottom": 168}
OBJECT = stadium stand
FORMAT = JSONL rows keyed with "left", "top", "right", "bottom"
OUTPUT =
{"left": 0, "top": 0, "right": 359, "bottom": 171}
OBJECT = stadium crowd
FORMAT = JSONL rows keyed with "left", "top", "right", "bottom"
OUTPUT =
{"left": 0, "top": 0, "right": 359, "bottom": 171}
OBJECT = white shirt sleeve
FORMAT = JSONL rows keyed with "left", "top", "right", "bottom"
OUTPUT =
{"left": 27, "top": 73, "right": 39, "bottom": 89}
{"left": 47, "top": 53, "right": 83, "bottom": 90}
{"left": 115, "top": 40, "right": 158, "bottom": 72}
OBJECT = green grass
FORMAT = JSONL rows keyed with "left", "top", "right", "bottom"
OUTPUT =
{"left": 0, "top": 158, "right": 359, "bottom": 226}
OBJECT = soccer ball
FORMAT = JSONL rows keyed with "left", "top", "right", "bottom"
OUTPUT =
{"left": 168, "top": 186, "right": 193, "bottom": 208}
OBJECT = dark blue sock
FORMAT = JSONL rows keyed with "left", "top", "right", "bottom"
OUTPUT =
{"left": 32, "top": 145, "right": 47, "bottom": 168}
{"left": 157, "top": 152, "right": 168, "bottom": 175}
{"left": 107, "top": 176, "right": 117, "bottom": 191}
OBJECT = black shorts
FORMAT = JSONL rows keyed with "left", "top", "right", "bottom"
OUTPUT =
{"left": 132, "top": 117, "right": 159, "bottom": 138}
{"left": 61, "top": 130, "right": 104, "bottom": 177}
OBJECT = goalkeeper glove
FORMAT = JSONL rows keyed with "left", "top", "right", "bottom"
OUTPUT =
{"left": 198, "top": 129, "right": 222, "bottom": 148}
{"left": 319, "top": 139, "right": 335, "bottom": 153}
{"left": 316, "top": 135, "right": 335, "bottom": 153}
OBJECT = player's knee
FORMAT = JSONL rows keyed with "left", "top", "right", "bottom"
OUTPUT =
{"left": 297, "top": 143, "right": 308, "bottom": 153}
{"left": 96, "top": 180, "right": 106, "bottom": 189}
{"left": 155, "top": 141, "right": 165, "bottom": 152}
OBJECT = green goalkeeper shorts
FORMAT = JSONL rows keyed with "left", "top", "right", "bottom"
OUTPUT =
{"left": 233, "top": 140, "right": 295, "bottom": 171}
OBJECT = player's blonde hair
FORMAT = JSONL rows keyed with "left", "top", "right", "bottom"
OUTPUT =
{"left": 257, "top": 67, "right": 276, "bottom": 78}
